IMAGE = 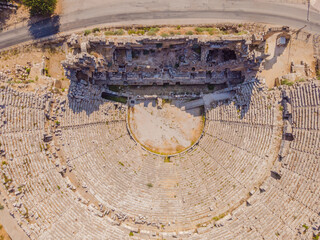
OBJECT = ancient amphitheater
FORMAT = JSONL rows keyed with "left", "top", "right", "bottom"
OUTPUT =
{"left": 0, "top": 14, "right": 320, "bottom": 240}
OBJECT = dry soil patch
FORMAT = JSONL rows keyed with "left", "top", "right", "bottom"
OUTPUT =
{"left": 259, "top": 31, "right": 316, "bottom": 88}
{"left": 0, "top": 45, "right": 67, "bottom": 91}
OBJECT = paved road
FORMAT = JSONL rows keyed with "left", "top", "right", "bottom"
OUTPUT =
{"left": 0, "top": 0, "right": 320, "bottom": 49}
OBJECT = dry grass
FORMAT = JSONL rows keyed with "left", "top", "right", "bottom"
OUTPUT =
{"left": 0, "top": 224, "right": 11, "bottom": 240}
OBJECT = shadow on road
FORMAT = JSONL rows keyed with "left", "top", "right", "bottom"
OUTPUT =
{"left": 28, "top": 15, "right": 60, "bottom": 39}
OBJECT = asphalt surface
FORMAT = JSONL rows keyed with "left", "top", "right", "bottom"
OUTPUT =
{"left": 0, "top": 0, "right": 319, "bottom": 49}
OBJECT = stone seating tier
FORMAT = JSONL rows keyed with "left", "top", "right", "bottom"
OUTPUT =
{"left": 0, "top": 81, "right": 319, "bottom": 239}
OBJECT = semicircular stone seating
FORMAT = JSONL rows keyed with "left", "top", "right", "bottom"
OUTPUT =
{"left": 0, "top": 79, "right": 319, "bottom": 240}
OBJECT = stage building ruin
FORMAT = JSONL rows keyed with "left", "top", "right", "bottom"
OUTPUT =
{"left": 63, "top": 35, "right": 265, "bottom": 89}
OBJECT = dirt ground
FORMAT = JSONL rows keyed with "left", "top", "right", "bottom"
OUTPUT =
{"left": 0, "top": 44, "right": 68, "bottom": 91}
{"left": 0, "top": 0, "right": 62, "bottom": 30}
{"left": 55, "top": 0, "right": 63, "bottom": 15}
{"left": 0, "top": 1, "right": 29, "bottom": 30}
{"left": 128, "top": 99, "right": 204, "bottom": 155}
{"left": 0, "top": 224, "right": 11, "bottom": 240}
{"left": 259, "top": 31, "right": 316, "bottom": 88}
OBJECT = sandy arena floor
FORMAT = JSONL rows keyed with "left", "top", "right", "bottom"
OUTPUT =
{"left": 128, "top": 99, "right": 204, "bottom": 155}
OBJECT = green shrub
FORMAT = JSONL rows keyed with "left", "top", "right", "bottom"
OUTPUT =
{"left": 302, "top": 224, "right": 309, "bottom": 230}
{"left": 205, "top": 28, "right": 214, "bottom": 35}
{"left": 84, "top": 30, "right": 91, "bottom": 36}
{"left": 147, "top": 31, "right": 156, "bottom": 36}
{"left": 162, "top": 99, "right": 172, "bottom": 104}
{"left": 161, "top": 33, "right": 169, "bottom": 38}
{"left": 128, "top": 29, "right": 136, "bottom": 35}
{"left": 236, "top": 30, "right": 248, "bottom": 35}
{"left": 177, "top": 25, "right": 181, "bottom": 30}
{"left": 92, "top": 27, "right": 100, "bottom": 33}
{"left": 104, "top": 31, "right": 114, "bottom": 36}
{"left": 136, "top": 30, "right": 145, "bottom": 35}
{"left": 128, "top": 29, "right": 145, "bottom": 35}
{"left": 23, "top": 0, "right": 57, "bottom": 16}
{"left": 101, "top": 94, "right": 127, "bottom": 103}
{"left": 186, "top": 31, "right": 194, "bottom": 35}
{"left": 150, "top": 27, "right": 160, "bottom": 32}
{"left": 108, "top": 85, "right": 122, "bottom": 92}
{"left": 0, "top": 204, "right": 4, "bottom": 210}
{"left": 26, "top": 68, "right": 31, "bottom": 74}
{"left": 208, "top": 28, "right": 220, "bottom": 35}
{"left": 147, "top": 27, "right": 159, "bottom": 36}
{"left": 195, "top": 27, "right": 204, "bottom": 33}
{"left": 212, "top": 213, "right": 226, "bottom": 221}
{"left": 146, "top": 183, "right": 153, "bottom": 188}
{"left": 114, "top": 29, "right": 125, "bottom": 35}
{"left": 129, "top": 231, "right": 134, "bottom": 236}
{"left": 281, "top": 79, "right": 294, "bottom": 86}
{"left": 44, "top": 67, "right": 49, "bottom": 76}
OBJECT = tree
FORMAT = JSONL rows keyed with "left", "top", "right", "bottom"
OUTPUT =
{"left": 23, "top": 0, "right": 57, "bottom": 16}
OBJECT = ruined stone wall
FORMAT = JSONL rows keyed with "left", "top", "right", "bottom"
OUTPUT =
{"left": 63, "top": 35, "right": 265, "bottom": 88}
